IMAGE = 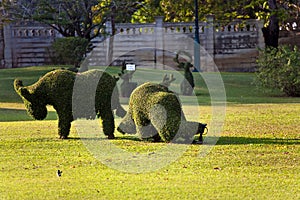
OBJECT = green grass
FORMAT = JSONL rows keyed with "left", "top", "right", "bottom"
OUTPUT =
{"left": 0, "top": 66, "right": 299, "bottom": 199}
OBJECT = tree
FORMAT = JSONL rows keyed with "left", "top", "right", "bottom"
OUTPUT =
{"left": 244, "top": 0, "right": 300, "bottom": 48}
{"left": 131, "top": 0, "right": 163, "bottom": 23}
{"left": 256, "top": 45, "right": 300, "bottom": 97}
{"left": 131, "top": 0, "right": 300, "bottom": 47}
{"left": 263, "top": 0, "right": 279, "bottom": 47}
{"left": 2, "top": 0, "right": 111, "bottom": 41}
{"left": 132, "top": 0, "right": 260, "bottom": 23}
{"left": 105, "top": 0, "right": 143, "bottom": 34}
{"left": 2, "top": 0, "right": 143, "bottom": 40}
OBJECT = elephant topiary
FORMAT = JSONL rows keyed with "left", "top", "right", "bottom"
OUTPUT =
{"left": 117, "top": 82, "right": 207, "bottom": 143}
{"left": 14, "top": 69, "right": 126, "bottom": 139}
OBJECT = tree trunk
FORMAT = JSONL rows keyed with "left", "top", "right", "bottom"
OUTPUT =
{"left": 262, "top": 0, "right": 279, "bottom": 48}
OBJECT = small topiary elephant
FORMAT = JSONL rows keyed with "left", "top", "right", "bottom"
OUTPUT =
{"left": 14, "top": 69, "right": 126, "bottom": 139}
{"left": 117, "top": 82, "right": 207, "bottom": 143}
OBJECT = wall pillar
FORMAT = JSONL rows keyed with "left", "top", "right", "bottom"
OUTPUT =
{"left": 201, "top": 15, "right": 216, "bottom": 71}
{"left": 105, "top": 20, "right": 113, "bottom": 66}
{"left": 205, "top": 15, "right": 215, "bottom": 57}
{"left": 0, "top": 24, "right": 4, "bottom": 68}
{"left": 154, "top": 16, "right": 164, "bottom": 69}
{"left": 257, "top": 20, "right": 265, "bottom": 49}
{"left": 3, "top": 23, "right": 13, "bottom": 68}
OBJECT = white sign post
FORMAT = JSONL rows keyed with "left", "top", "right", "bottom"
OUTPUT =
{"left": 126, "top": 64, "right": 136, "bottom": 71}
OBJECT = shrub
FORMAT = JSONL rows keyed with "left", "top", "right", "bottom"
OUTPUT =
{"left": 256, "top": 45, "right": 300, "bottom": 97}
{"left": 14, "top": 69, "right": 126, "bottom": 139}
{"left": 50, "top": 37, "right": 89, "bottom": 67}
{"left": 117, "top": 82, "right": 207, "bottom": 143}
{"left": 174, "top": 51, "right": 195, "bottom": 96}
{"left": 118, "top": 62, "right": 137, "bottom": 97}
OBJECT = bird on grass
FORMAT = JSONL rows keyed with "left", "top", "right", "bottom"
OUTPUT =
{"left": 57, "top": 170, "right": 62, "bottom": 177}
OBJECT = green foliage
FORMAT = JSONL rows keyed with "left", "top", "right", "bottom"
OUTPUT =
{"left": 107, "top": 0, "right": 144, "bottom": 23}
{"left": 14, "top": 69, "right": 125, "bottom": 139}
{"left": 131, "top": 0, "right": 300, "bottom": 31}
{"left": 256, "top": 45, "right": 300, "bottom": 97}
{"left": 131, "top": 0, "right": 266, "bottom": 23}
{"left": 2, "top": 0, "right": 108, "bottom": 40}
{"left": 118, "top": 82, "right": 204, "bottom": 143}
{"left": 50, "top": 37, "right": 89, "bottom": 67}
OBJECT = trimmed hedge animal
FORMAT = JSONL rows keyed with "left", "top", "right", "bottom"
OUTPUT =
{"left": 118, "top": 62, "right": 137, "bottom": 97}
{"left": 174, "top": 51, "right": 195, "bottom": 96}
{"left": 117, "top": 82, "right": 207, "bottom": 143}
{"left": 14, "top": 69, "right": 126, "bottom": 139}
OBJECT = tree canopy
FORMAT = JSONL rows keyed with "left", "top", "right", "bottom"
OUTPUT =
{"left": 1, "top": 0, "right": 142, "bottom": 41}
{"left": 131, "top": 0, "right": 299, "bottom": 24}
{"left": 2, "top": 0, "right": 300, "bottom": 46}
{"left": 131, "top": 0, "right": 300, "bottom": 47}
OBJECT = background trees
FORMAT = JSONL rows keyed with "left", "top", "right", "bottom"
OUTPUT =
{"left": 1, "top": 0, "right": 143, "bottom": 67}
{"left": 2, "top": 0, "right": 300, "bottom": 47}
{"left": 2, "top": 0, "right": 110, "bottom": 41}
{"left": 1, "top": 0, "right": 142, "bottom": 41}
{"left": 132, "top": 0, "right": 300, "bottom": 47}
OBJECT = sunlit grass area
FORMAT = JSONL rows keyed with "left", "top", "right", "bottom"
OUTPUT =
{"left": 0, "top": 66, "right": 299, "bottom": 199}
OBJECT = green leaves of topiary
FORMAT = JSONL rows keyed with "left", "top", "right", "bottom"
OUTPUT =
{"left": 256, "top": 45, "right": 300, "bottom": 97}
{"left": 14, "top": 69, "right": 124, "bottom": 139}
{"left": 117, "top": 82, "right": 205, "bottom": 143}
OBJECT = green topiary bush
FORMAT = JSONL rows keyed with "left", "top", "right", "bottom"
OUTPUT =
{"left": 14, "top": 69, "right": 126, "bottom": 139}
{"left": 117, "top": 82, "right": 206, "bottom": 143}
{"left": 174, "top": 51, "right": 195, "bottom": 96}
{"left": 118, "top": 62, "right": 137, "bottom": 97}
{"left": 256, "top": 45, "right": 300, "bottom": 97}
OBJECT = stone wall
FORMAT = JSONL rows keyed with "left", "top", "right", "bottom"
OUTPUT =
{"left": 2, "top": 16, "right": 265, "bottom": 71}
{"left": 3, "top": 21, "right": 58, "bottom": 68}
{"left": 87, "top": 16, "right": 216, "bottom": 71}
{"left": 88, "top": 16, "right": 264, "bottom": 72}
{"left": 214, "top": 19, "right": 264, "bottom": 72}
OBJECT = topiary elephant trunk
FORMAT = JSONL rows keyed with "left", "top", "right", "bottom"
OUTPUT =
{"left": 14, "top": 69, "right": 126, "bottom": 139}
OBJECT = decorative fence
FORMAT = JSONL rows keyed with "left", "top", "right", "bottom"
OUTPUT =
{"left": 99, "top": 16, "right": 264, "bottom": 71}
{"left": 0, "top": 21, "right": 58, "bottom": 69}
{"left": 1, "top": 15, "right": 267, "bottom": 71}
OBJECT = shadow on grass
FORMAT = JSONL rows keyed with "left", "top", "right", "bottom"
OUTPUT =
{"left": 76, "top": 136, "right": 142, "bottom": 142}
{"left": 72, "top": 135, "right": 300, "bottom": 146}
{"left": 215, "top": 136, "right": 300, "bottom": 145}
{"left": 16, "top": 135, "right": 300, "bottom": 149}
{"left": 0, "top": 108, "right": 57, "bottom": 121}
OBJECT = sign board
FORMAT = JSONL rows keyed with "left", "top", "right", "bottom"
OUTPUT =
{"left": 126, "top": 64, "right": 136, "bottom": 71}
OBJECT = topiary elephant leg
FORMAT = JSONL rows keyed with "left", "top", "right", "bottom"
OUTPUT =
{"left": 136, "top": 123, "right": 158, "bottom": 140}
{"left": 99, "top": 109, "right": 115, "bottom": 139}
{"left": 58, "top": 118, "right": 72, "bottom": 139}
{"left": 152, "top": 133, "right": 162, "bottom": 142}
{"left": 133, "top": 114, "right": 157, "bottom": 140}
{"left": 55, "top": 108, "right": 73, "bottom": 139}
{"left": 117, "top": 111, "right": 137, "bottom": 134}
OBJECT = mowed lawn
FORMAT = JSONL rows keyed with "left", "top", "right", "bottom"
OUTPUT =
{"left": 0, "top": 66, "right": 299, "bottom": 200}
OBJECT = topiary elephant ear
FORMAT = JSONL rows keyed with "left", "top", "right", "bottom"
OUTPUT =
{"left": 14, "top": 79, "right": 48, "bottom": 120}
{"left": 14, "top": 79, "right": 33, "bottom": 101}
